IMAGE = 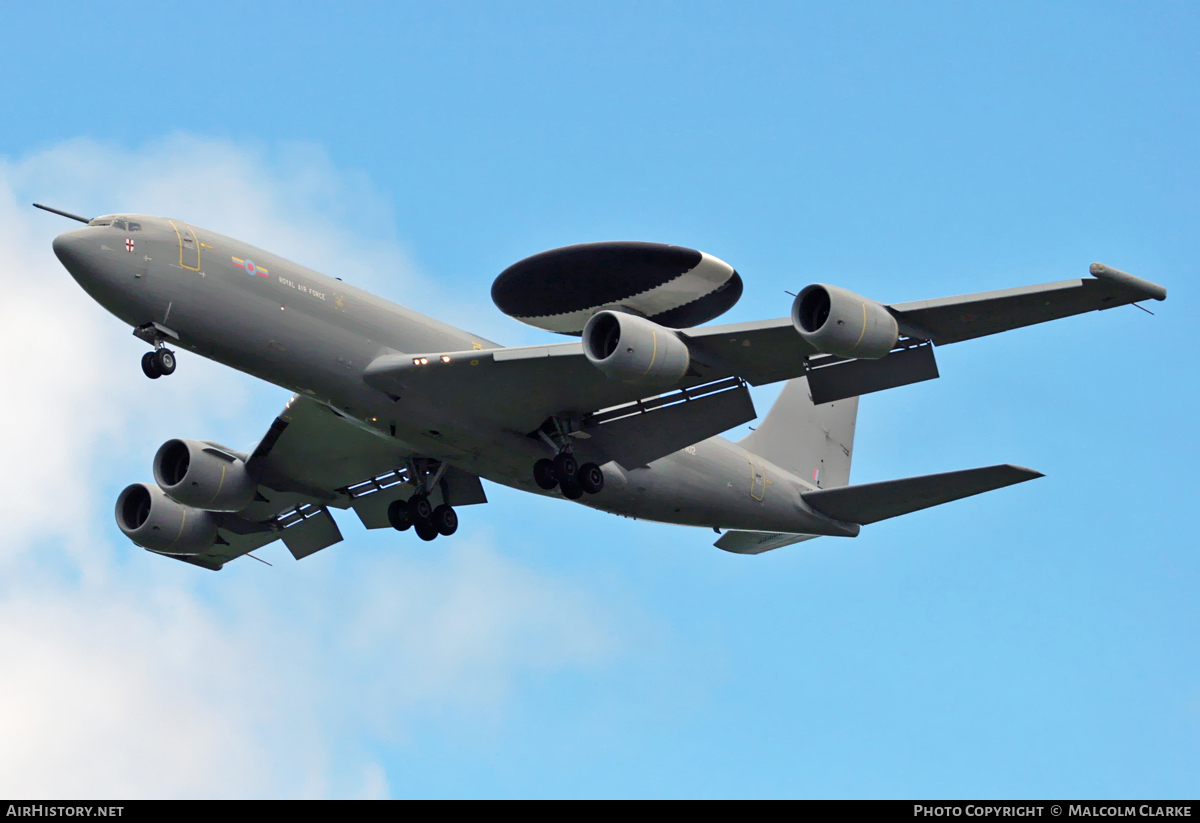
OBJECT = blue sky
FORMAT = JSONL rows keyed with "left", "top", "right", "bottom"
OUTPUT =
{"left": 0, "top": 1, "right": 1196, "bottom": 798}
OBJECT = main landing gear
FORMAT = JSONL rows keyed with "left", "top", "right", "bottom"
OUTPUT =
{"left": 533, "top": 452, "right": 604, "bottom": 499}
{"left": 387, "top": 495, "right": 459, "bottom": 541}
{"left": 386, "top": 460, "right": 459, "bottom": 542}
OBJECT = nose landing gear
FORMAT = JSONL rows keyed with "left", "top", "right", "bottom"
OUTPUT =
{"left": 134, "top": 323, "right": 178, "bottom": 379}
{"left": 140, "top": 348, "right": 176, "bottom": 379}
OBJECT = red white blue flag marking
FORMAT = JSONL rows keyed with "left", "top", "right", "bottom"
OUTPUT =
{"left": 232, "top": 256, "right": 269, "bottom": 277}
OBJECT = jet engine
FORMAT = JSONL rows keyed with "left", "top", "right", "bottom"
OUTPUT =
{"left": 115, "top": 482, "right": 218, "bottom": 555}
{"left": 582, "top": 310, "right": 692, "bottom": 387}
{"left": 153, "top": 438, "right": 257, "bottom": 512}
{"left": 791, "top": 284, "right": 899, "bottom": 359}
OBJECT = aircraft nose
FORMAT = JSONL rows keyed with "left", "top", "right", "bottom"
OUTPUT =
{"left": 52, "top": 227, "right": 120, "bottom": 298}
{"left": 52, "top": 228, "right": 89, "bottom": 271}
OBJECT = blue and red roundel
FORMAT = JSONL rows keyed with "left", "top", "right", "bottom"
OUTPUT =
{"left": 232, "top": 256, "right": 269, "bottom": 277}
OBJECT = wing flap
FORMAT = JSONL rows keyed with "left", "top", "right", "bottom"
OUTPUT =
{"left": 805, "top": 342, "right": 940, "bottom": 405}
{"left": 281, "top": 506, "right": 344, "bottom": 559}
{"left": 802, "top": 464, "right": 1043, "bottom": 525}
{"left": 583, "top": 378, "right": 756, "bottom": 468}
{"left": 714, "top": 530, "right": 820, "bottom": 554}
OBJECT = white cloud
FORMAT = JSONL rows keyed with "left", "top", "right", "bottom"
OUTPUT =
{"left": 0, "top": 138, "right": 620, "bottom": 798}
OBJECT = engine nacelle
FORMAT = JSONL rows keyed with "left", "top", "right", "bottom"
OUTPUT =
{"left": 582, "top": 310, "right": 692, "bottom": 387}
{"left": 791, "top": 284, "right": 899, "bottom": 359}
{"left": 153, "top": 438, "right": 256, "bottom": 512}
{"left": 115, "top": 483, "right": 218, "bottom": 556}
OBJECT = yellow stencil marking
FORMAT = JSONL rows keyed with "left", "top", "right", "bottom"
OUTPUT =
{"left": 172, "top": 507, "right": 188, "bottom": 548}
{"left": 207, "top": 464, "right": 227, "bottom": 508}
{"left": 851, "top": 300, "right": 868, "bottom": 352}
{"left": 167, "top": 220, "right": 202, "bottom": 271}
{"left": 641, "top": 329, "right": 659, "bottom": 376}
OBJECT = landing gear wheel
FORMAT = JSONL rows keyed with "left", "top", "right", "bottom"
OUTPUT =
{"left": 553, "top": 452, "right": 577, "bottom": 481}
{"left": 432, "top": 504, "right": 458, "bottom": 536}
{"left": 387, "top": 499, "right": 412, "bottom": 531}
{"left": 559, "top": 475, "right": 584, "bottom": 500}
{"left": 414, "top": 519, "right": 439, "bottom": 542}
{"left": 533, "top": 458, "right": 558, "bottom": 490}
{"left": 578, "top": 462, "right": 605, "bottom": 494}
{"left": 152, "top": 348, "right": 176, "bottom": 376}
{"left": 408, "top": 494, "right": 433, "bottom": 521}
{"left": 141, "top": 351, "right": 161, "bottom": 379}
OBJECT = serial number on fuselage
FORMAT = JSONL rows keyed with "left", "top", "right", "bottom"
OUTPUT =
{"left": 276, "top": 275, "right": 326, "bottom": 301}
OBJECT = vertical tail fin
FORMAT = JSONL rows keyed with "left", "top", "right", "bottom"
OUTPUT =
{"left": 737, "top": 376, "right": 858, "bottom": 488}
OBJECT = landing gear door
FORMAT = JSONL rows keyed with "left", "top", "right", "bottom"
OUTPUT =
{"left": 168, "top": 220, "right": 201, "bottom": 271}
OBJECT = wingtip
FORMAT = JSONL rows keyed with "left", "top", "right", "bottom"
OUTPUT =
{"left": 1089, "top": 262, "right": 1167, "bottom": 302}
{"left": 1004, "top": 464, "right": 1045, "bottom": 479}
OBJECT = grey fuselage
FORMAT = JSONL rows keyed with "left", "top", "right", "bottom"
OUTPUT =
{"left": 53, "top": 215, "right": 844, "bottom": 536}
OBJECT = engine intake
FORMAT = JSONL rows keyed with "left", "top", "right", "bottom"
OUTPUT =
{"left": 153, "top": 438, "right": 256, "bottom": 512}
{"left": 792, "top": 284, "right": 899, "bottom": 359}
{"left": 582, "top": 310, "right": 691, "bottom": 387}
{"left": 115, "top": 483, "right": 218, "bottom": 555}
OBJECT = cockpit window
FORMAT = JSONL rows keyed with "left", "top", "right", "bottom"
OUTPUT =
{"left": 86, "top": 216, "right": 140, "bottom": 230}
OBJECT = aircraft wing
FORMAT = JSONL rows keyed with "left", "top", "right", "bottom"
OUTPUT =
{"left": 689, "top": 262, "right": 1168, "bottom": 384}
{"left": 159, "top": 395, "right": 485, "bottom": 571}
{"left": 886, "top": 263, "right": 1167, "bottom": 345}
{"left": 364, "top": 263, "right": 1166, "bottom": 433}
{"left": 364, "top": 342, "right": 753, "bottom": 435}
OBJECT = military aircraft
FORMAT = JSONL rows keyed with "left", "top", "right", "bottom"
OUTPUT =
{"left": 38, "top": 202, "right": 1167, "bottom": 570}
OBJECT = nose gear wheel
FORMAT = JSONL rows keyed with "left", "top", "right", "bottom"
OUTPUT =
{"left": 141, "top": 351, "right": 161, "bottom": 379}
{"left": 134, "top": 323, "right": 178, "bottom": 379}
{"left": 153, "top": 348, "right": 176, "bottom": 375}
{"left": 141, "top": 348, "right": 177, "bottom": 378}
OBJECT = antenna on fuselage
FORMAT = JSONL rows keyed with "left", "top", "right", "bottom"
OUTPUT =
{"left": 32, "top": 203, "right": 92, "bottom": 224}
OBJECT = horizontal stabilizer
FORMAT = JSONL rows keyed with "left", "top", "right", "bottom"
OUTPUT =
{"left": 714, "top": 530, "right": 819, "bottom": 555}
{"left": 802, "top": 464, "right": 1042, "bottom": 525}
